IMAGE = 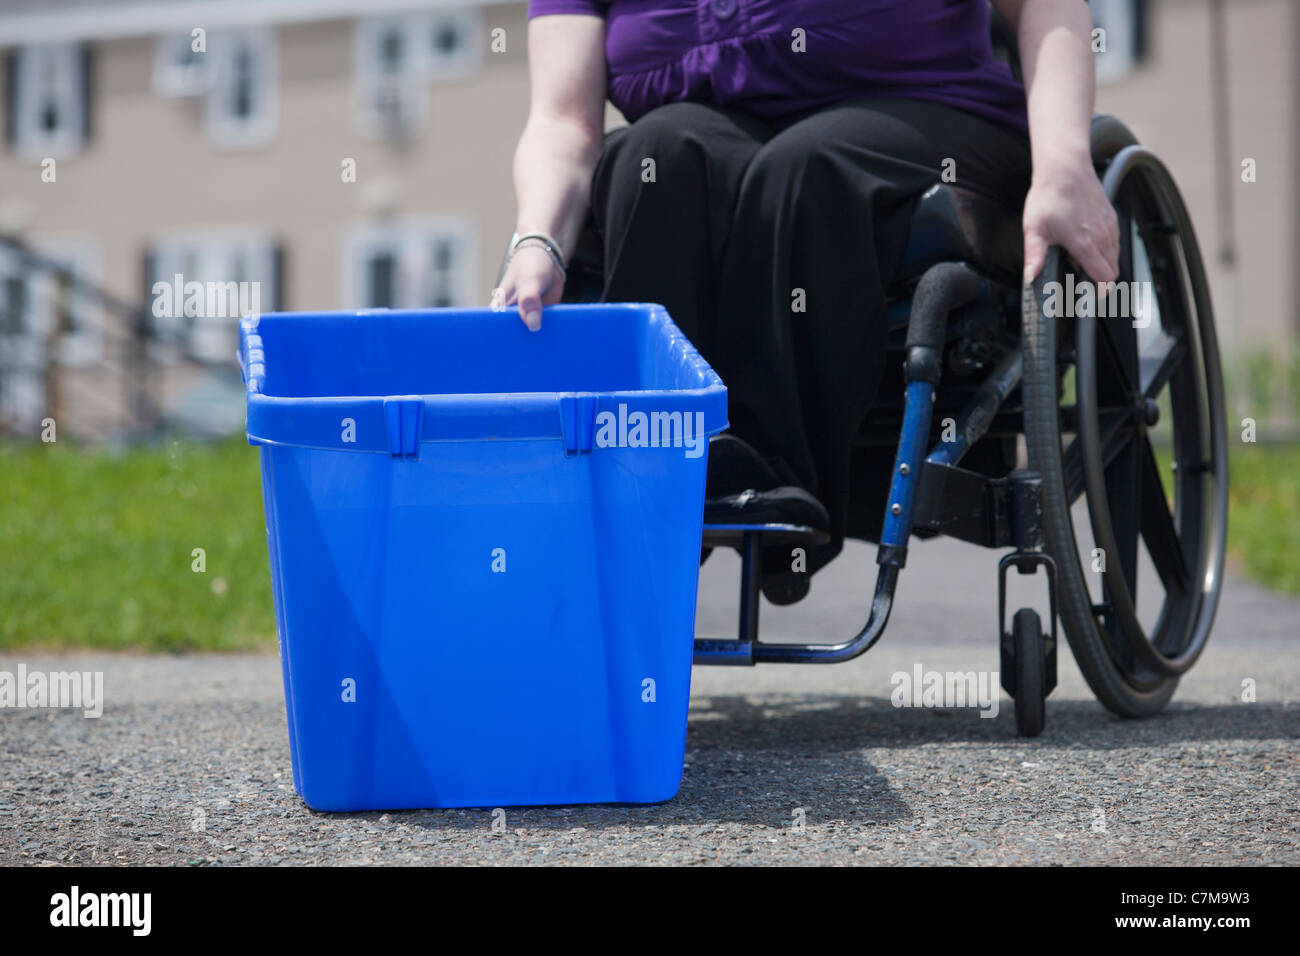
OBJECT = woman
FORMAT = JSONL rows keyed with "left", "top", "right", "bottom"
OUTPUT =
{"left": 495, "top": 0, "right": 1119, "bottom": 601}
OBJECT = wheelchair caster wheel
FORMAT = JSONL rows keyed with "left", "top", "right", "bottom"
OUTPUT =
{"left": 1002, "top": 607, "right": 1048, "bottom": 737}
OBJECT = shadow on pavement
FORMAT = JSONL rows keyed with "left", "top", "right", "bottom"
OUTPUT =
{"left": 687, "top": 694, "right": 1295, "bottom": 751}
{"left": 372, "top": 697, "right": 1292, "bottom": 835}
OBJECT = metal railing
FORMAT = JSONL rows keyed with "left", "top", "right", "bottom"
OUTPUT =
{"left": 0, "top": 233, "right": 243, "bottom": 442}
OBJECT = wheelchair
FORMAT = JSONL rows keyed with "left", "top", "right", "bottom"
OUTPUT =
{"left": 526, "top": 104, "right": 1228, "bottom": 738}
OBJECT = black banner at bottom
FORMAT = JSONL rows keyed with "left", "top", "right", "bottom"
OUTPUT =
{"left": 0, "top": 864, "right": 1281, "bottom": 941}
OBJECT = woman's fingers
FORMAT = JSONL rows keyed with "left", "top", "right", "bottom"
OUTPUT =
{"left": 1029, "top": 222, "right": 1117, "bottom": 288}
{"left": 490, "top": 276, "right": 512, "bottom": 312}
{"left": 1070, "top": 234, "right": 1117, "bottom": 285}
{"left": 496, "top": 246, "right": 560, "bottom": 331}
{"left": 1102, "top": 206, "right": 1122, "bottom": 275}
{"left": 1022, "top": 158, "right": 1123, "bottom": 289}
{"left": 1078, "top": 205, "right": 1121, "bottom": 283}
{"left": 516, "top": 276, "right": 545, "bottom": 331}
{"left": 1023, "top": 209, "right": 1120, "bottom": 287}
{"left": 1023, "top": 227, "right": 1050, "bottom": 284}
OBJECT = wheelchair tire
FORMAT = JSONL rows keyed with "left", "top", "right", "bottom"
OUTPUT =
{"left": 1021, "top": 122, "right": 1229, "bottom": 719}
{"left": 1010, "top": 608, "right": 1047, "bottom": 737}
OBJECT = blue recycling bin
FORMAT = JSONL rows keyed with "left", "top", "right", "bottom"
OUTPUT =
{"left": 239, "top": 303, "right": 727, "bottom": 810}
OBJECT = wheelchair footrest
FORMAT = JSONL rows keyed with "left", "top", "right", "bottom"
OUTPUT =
{"left": 702, "top": 523, "right": 831, "bottom": 548}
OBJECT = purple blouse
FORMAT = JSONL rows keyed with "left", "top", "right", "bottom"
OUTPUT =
{"left": 527, "top": 0, "right": 1028, "bottom": 132}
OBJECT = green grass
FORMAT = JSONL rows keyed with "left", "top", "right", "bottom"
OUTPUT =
{"left": 1227, "top": 443, "right": 1300, "bottom": 594}
{"left": 0, "top": 435, "right": 274, "bottom": 652}
{"left": 1, "top": 435, "right": 1297, "bottom": 652}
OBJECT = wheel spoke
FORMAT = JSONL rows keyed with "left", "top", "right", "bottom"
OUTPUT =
{"left": 1064, "top": 409, "right": 1134, "bottom": 504}
{"left": 1063, "top": 439, "right": 1084, "bottom": 505}
{"left": 1139, "top": 438, "right": 1190, "bottom": 595}
{"left": 1107, "top": 426, "right": 1138, "bottom": 613}
{"left": 1140, "top": 333, "right": 1187, "bottom": 401}
{"left": 1094, "top": 313, "right": 1140, "bottom": 397}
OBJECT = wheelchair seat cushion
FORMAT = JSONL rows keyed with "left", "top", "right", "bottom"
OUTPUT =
{"left": 893, "top": 183, "right": 1024, "bottom": 288}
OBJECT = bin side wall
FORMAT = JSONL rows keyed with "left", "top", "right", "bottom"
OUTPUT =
{"left": 260, "top": 438, "right": 707, "bottom": 810}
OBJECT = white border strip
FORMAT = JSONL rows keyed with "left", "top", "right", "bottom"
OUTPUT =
{"left": 0, "top": 0, "right": 511, "bottom": 47}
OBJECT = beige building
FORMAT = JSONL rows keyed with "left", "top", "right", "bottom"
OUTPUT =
{"left": 1090, "top": 0, "right": 1300, "bottom": 415}
{"left": 0, "top": 0, "right": 1294, "bottom": 438}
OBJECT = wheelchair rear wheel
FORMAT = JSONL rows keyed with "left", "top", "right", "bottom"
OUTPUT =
{"left": 1022, "top": 120, "right": 1229, "bottom": 718}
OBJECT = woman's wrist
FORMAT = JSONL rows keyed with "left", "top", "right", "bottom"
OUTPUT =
{"left": 1030, "top": 140, "right": 1093, "bottom": 181}
{"left": 509, "top": 231, "right": 567, "bottom": 281}
{"left": 513, "top": 211, "right": 579, "bottom": 258}
{"left": 512, "top": 231, "right": 565, "bottom": 261}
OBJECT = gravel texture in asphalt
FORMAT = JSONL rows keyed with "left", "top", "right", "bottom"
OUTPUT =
{"left": 2, "top": 537, "right": 1296, "bottom": 865}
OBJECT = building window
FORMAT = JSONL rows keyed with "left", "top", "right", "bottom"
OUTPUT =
{"left": 0, "top": 276, "right": 27, "bottom": 337}
{"left": 345, "top": 223, "right": 476, "bottom": 311}
{"left": 355, "top": 17, "right": 425, "bottom": 140}
{"left": 426, "top": 237, "right": 460, "bottom": 308}
{"left": 147, "top": 234, "right": 279, "bottom": 364}
{"left": 354, "top": 11, "right": 483, "bottom": 140}
{"left": 206, "top": 28, "right": 277, "bottom": 148}
{"left": 426, "top": 11, "right": 482, "bottom": 77}
{"left": 1090, "top": 0, "right": 1149, "bottom": 84}
{"left": 153, "top": 32, "right": 215, "bottom": 98}
{"left": 8, "top": 43, "right": 90, "bottom": 159}
{"left": 367, "top": 251, "right": 399, "bottom": 309}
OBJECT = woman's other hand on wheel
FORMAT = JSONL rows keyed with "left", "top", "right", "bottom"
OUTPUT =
{"left": 1021, "top": 156, "right": 1120, "bottom": 285}
{"left": 492, "top": 245, "right": 566, "bottom": 331}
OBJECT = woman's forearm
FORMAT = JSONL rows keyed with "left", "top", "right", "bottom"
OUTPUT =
{"left": 998, "top": 0, "right": 1118, "bottom": 281}
{"left": 1003, "top": 0, "right": 1097, "bottom": 175}
{"left": 512, "top": 14, "right": 607, "bottom": 260}
{"left": 513, "top": 115, "right": 603, "bottom": 259}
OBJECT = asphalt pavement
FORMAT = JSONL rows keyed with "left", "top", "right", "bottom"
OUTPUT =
{"left": 1, "top": 535, "right": 1296, "bottom": 865}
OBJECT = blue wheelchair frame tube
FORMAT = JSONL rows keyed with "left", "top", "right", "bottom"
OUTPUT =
{"left": 880, "top": 379, "right": 937, "bottom": 551}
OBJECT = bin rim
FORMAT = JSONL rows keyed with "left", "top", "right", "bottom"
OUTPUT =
{"left": 238, "top": 303, "right": 728, "bottom": 455}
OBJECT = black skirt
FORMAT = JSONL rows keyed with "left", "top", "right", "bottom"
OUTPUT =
{"left": 589, "top": 96, "right": 1032, "bottom": 575}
